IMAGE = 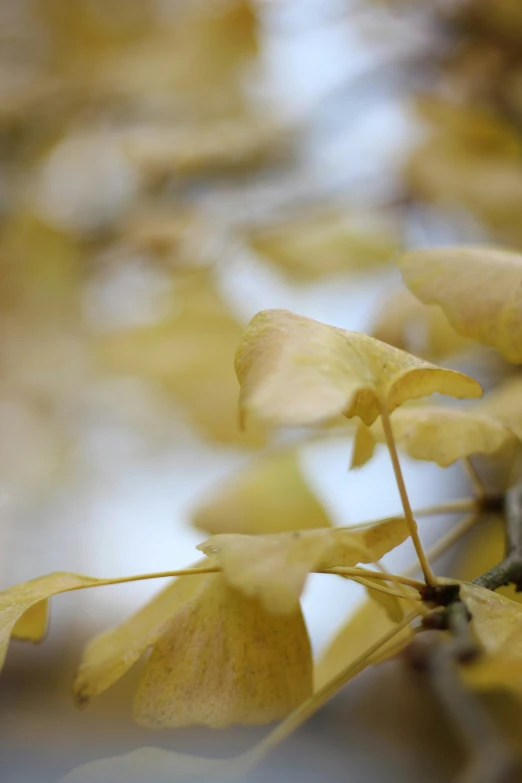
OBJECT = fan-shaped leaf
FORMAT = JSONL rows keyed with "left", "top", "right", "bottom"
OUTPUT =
{"left": 400, "top": 246, "right": 522, "bottom": 363}
{"left": 192, "top": 447, "right": 331, "bottom": 536}
{"left": 133, "top": 573, "right": 312, "bottom": 728}
{"left": 198, "top": 518, "right": 409, "bottom": 613}
{"left": 235, "top": 309, "right": 482, "bottom": 429}
{"left": 353, "top": 406, "right": 514, "bottom": 469}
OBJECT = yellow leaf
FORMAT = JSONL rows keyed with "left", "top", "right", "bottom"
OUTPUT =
{"left": 198, "top": 518, "right": 409, "bottom": 613}
{"left": 399, "top": 246, "right": 522, "bottom": 363}
{"left": 96, "top": 271, "right": 265, "bottom": 445}
{"left": 133, "top": 573, "right": 312, "bottom": 728}
{"left": 11, "top": 600, "right": 49, "bottom": 643}
{"left": 59, "top": 747, "right": 228, "bottom": 783}
{"left": 235, "top": 309, "right": 482, "bottom": 429}
{"left": 477, "top": 375, "right": 522, "bottom": 441}
{"left": 74, "top": 570, "right": 207, "bottom": 708}
{"left": 371, "top": 287, "right": 473, "bottom": 359}
{"left": 192, "top": 447, "right": 332, "bottom": 535}
{"left": 364, "top": 580, "right": 406, "bottom": 623}
{"left": 356, "top": 406, "right": 514, "bottom": 468}
{"left": 314, "top": 596, "right": 414, "bottom": 690}
{"left": 459, "top": 583, "right": 522, "bottom": 697}
{"left": 351, "top": 422, "right": 376, "bottom": 468}
{"left": 125, "top": 117, "right": 282, "bottom": 182}
{"left": 0, "top": 572, "right": 102, "bottom": 671}
{"left": 246, "top": 210, "right": 399, "bottom": 281}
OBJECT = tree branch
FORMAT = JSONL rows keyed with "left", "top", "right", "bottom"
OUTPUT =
{"left": 406, "top": 600, "right": 521, "bottom": 783}
{"left": 473, "top": 484, "right": 522, "bottom": 591}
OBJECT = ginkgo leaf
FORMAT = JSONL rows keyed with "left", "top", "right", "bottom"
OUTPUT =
{"left": 0, "top": 572, "right": 103, "bottom": 670}
{"left": 59, "top": 747, "right": 229, "bottom": 783}
{"left": 477, "top": 375, "right": 522, "bottom": 441}
{"left": 399, "top": 246, "right": 522, "bottom": 363}
{"left": 133, "top": 573, "right": 312, "bottom": 728}
{"left": 459, "top": 583, "right": 522, "bottom": 697}
{"left": 235, "top": 309, "right": 482, "bottom": 429}
{"left": 198, "top": 518, "right": 409, "bottom": 613}
{"left": 353, "top": 406, "right": 514, "bottom": 469}
{"left": 11, "top": 600, "right": 50, "bottom": 643}
{"left": 371, "top": 287, "right": 473, "bottom": 360}
{"left": 74, "top": 569, "right": 207, "bottom": 708}
{"left": 363, "top": 580, "right": 406, "bottom": 623}
{"left": 96, "top": 270, "right": 265, "bottom": 445}
{"left": 246, "top": 210, "right": 399, "bottom": 281}
{"left": 314, "top": 596, "right": 414, "bottom": 690}
{"left": 192, "top": 447, "right": 332, "bottom": 536}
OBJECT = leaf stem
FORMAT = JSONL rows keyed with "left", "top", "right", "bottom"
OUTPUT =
{"left": 64, "top": 565, "right": 221, "bottom": 592}
{"left": 239, "top": 611, "right": 419, "bottom": 774}
{"left": 379, "top": 401, "right": 437, "bottom": 586}
{"left": 321, "top": 566, "right": 424, "bottom": 589}
{"left": 463, "top": 457, "right": 486, "bottom": 498}
{"left": 348, "top": 576, "right": 421, "bottom": 601}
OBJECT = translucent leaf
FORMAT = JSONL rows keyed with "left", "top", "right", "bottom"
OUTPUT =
{"left": 364, "top": 580, "right": 406, "bottom": 623}
{"left": 192, "top": 447, "right": 332, "bottom": 536}
{"left": 459, "top": 583, "right": 522, "bottom": 697}
{"left": 96, "top": 271, "right": 265, "bottom": 445}
{"left": 74, "top": 569, "right": 207, "bottom": 708}
{"left": 59, "top": 747, "right": 228, "bottom": 783}
{"left": 246, "top": 210, "right": 399, "bottom": 281}
{"left": 11, "top": 600, "right": 49, "bottom": 643}
{"left": 314, "top": 596, "right": 414, "bottom": 690}
{"left": 198, "top": 518, "right": 409, "bottom": 613}
{"left": 371, "top": 287, "right": 473, "bottom": 360}
{"left": 353, "top": 406, "right": 514, "bottom": 469}
{"left": 400, "top": 246, "right": 522, "bottom": 363}
{"left": 235, "top": 309, "right": 482, "bottom": 428}
{"left": 0, "top": 572, "right": 102, "bottom": 671}
{"left": 478, "top": 375, "right": 522, "bottom": 441}
{"left": 133, "top": 573, "right": 312, "bottom": 728}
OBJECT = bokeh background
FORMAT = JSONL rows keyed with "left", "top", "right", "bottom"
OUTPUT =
{"left": 1, "top": 1, "right": 522, "bottom": 781}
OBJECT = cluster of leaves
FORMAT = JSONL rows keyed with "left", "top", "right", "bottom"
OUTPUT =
{"left": 4, "top": 246, "right": 522, "bottom": 782}
{"left": 5, "top": 2, "right": 522, "bottom": 782}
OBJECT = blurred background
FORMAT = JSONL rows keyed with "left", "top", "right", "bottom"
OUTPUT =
{"left": 1, "top": 0, "right": 522, "bottom": 781}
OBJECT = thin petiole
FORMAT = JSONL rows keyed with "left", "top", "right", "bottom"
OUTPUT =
{"left": 348, "top": 575, "right": 421, "bottom": 601}
{"left": 379, "top": 401, "right": 437, "bottom": 586}
{"left": 320, "top": 566, "right": 425, "bottom": 590}
{"left": 339, "top": 498, "right": 477, "bottom": 532}
{"left": 65, "top": 565, "right": 221, "bottom": 592}
{"left": 463, "top": 457, "right": 486, "bottom": 498}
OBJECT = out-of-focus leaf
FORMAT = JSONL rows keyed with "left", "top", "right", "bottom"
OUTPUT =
{"left": 133, "top": 573, "right": 312, "bottom": 728}
{"left": 405, "top": 139, "right": 522, "bottom": 247}
{"left": 192, "top": 447, "right": 332, "bottom": 536}
{"left": 459, "top": 583, "right": 522, "bottom": 698}
{"left": 198, "top": 518, "right": 409, "bottom": 613}
{"left": 118, "top": 204, "right": 211, "bottom": 268}
{"left": 0, "top": 572, "right": 106, "bottom": 671}
{"left": 235, "top": 309, "right": 482, "bottom": 429}
{"left": 59, "top": 747, "right": 228, "bottom": 783}
{"left": 477, "top": 375, "right": 522, "bottom": 440}
{"left": 96, "top": 271, "right": 265, "bottom": 445}
{"left": 364, "top": 580, "right": 406, "bottom": 623}
{"left": 354, "top": 406, "right": 514, "bottom": 469}
{"left": 246, "top": 210, "right": 400, "bottom": 281}
{"left": 11, "top": 600, "right": 49, "bottom": 643}
{"left": 124, "top": 118, "right": 284, "bottom": 182}
{"left": 400, "top": 246, "right": 522, "bottom": 363}
{"left": 314, "top": 596, "right": 414, "bottom": 690}
{"left": 371, "top": 287, "right": 473, "bottom": 360}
